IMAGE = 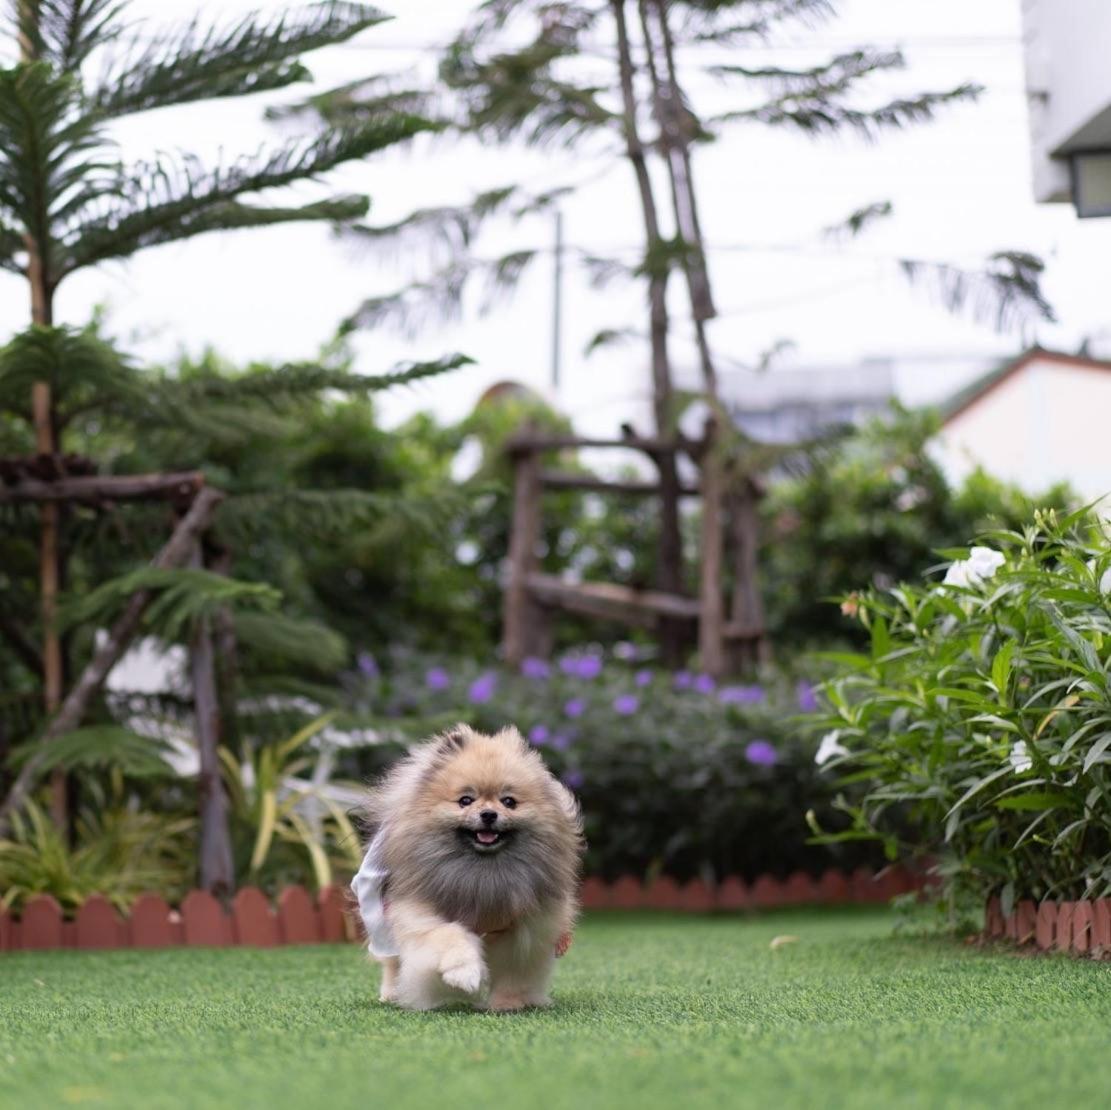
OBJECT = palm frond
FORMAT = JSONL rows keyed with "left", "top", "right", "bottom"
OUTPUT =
{"left": 898, "top": 251, "right": 1056, "bottom": 331}
{"left": 154, "top": 353, "right": 472, "bottom": 410}
{"left": 62, "top": 119, "right": 430, "bottom": 274}
{"left": 9, "top": 725, "right": 177, "bottom": 778}
{"left": 60, "top": 567, "right": 281, "bottom": 643}
{"left": 822, "top": 200, "right": 893, "bottom": 240}
{"left": 87, "top": 2, "right": 390, "bottom": 119}
{"left": 0, "top": 62, "right": 112, "bottom": 263}
{"left": 342, "top": 251, "right": 538, "bottom": 335}
{"left": 216, "top": 487, "right": 464, "bottom": 543}
{"left": 233, "top": 611, "right": 347, "bottom": 674}
{"left": 715, "top": 83, "right": 983, "bottom": 140}
{"left": 12, "top": 0, "right": 125, "bottom": 71}
{"left": 0, "top": 323, "right": 141, "bottom": 423}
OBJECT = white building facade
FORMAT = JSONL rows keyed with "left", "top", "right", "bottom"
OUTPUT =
{"left": 932, "top": 349, "right": 1111, "bottom": 502}
{"left": 1023, "top": 0, "right": 1111, "bottom": 214}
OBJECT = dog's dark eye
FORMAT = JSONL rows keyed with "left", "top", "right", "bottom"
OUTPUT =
{"left": 458, "top": 795, "right": 474, "bottom": 807}
{"left": 501, "top": 796, "right": 517, "bottom": 809}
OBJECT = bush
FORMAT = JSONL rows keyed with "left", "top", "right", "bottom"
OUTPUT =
{"left": 814, "top": 509, "right": 1111, "bottom": 916}
{"left": 762, "top": 405, "right": 1075, "bottom": 647}
{"left": 345, "top": 650, "right": 880, "bottom": 883}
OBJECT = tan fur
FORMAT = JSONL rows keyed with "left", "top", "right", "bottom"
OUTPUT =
{"left": 363, "top": 724, "right": 583, "bottom": 1011}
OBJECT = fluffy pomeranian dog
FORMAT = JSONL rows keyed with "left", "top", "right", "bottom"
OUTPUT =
{"left": 354, "top": 723, "right": 584, "bottom": 1011}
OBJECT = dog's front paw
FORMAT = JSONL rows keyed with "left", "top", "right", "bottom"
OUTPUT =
{"left": 440, "top": 953, "right": 487, "bottom": 995}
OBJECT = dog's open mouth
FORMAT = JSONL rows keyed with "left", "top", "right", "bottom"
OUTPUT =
{"left": 459, "top": 828, "right": 512, "bottom": 853}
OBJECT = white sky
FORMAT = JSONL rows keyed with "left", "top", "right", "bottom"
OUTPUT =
{"left": 4, "top": 0, "right": 1110, "bottom": 437}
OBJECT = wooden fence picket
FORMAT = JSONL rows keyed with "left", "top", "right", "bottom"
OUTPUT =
{"left": 20, "top": 894, "right": 63, "bottom": 950}
{"left": 75, "top": 895, "right": 124, "bottom": 950}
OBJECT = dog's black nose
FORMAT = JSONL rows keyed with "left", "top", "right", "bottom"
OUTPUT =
{"left": 480, "top": 809, "right": 498, "bottom": 826}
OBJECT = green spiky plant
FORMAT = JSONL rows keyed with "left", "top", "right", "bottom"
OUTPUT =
{"left": 288, "top": 0, "right": 1056, "bottom": 667}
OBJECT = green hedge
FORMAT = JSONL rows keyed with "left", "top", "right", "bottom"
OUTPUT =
{"left": 345, "top": 651, "right": 880, "bottom": 882}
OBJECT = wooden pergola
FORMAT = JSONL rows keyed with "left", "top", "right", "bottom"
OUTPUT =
{"left": 0, "top": 454, "right": 233, "bottom": 893}
{"left": 502, "top": 419, "right": 766, "bottom": 677}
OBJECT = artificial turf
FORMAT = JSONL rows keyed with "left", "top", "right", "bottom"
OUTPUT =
{"left": 2, "top": 908, "right": 1109, "bottom": 1109}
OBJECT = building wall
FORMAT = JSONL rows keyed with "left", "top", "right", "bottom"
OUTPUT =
{"left": 933, "top": 357, "right": 1111, "bottom": 501}
{"left": 1023, "top": 0, "right": 1111, "bottom": 202}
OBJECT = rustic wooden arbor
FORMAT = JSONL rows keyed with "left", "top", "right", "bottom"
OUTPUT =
{"left": 502, "top": 420, "right": 766, "bottom": 677}
{"left": 0, "top": 454, "right": 234, "bottom": 893}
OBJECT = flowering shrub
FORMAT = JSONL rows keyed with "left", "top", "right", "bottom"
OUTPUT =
{"left": 814, "top": 510, "right": 1111, "bottom": 915}
{"left": 345, "top": 651, "right": 879, "bottom": 882}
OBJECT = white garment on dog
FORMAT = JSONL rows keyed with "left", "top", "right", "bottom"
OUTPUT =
{"left": 350, "top": 829, "right": 399, "bottom": 958}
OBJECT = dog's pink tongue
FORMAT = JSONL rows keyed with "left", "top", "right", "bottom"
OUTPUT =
{"left": 476, "top": 830, "right": 499, "bottom": 844}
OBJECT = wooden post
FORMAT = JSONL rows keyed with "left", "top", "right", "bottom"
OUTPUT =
{"left": 698, "top": 420, "right": 725, "bottom": 677}
{"left": 728, "top": 480, "right": 768, "bottom": 669}
{"left": 189, "top": 541, "right": 236, "bottom": 898}
{"left": 503, "top": 445, "right": 544, "bottom": 667}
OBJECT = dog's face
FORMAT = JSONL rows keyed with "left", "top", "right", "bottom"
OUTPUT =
{"left": 371, "top": 724, "right": 583, "bottom": 922}
{"left": 413, "top": 727, "right": 565, "bottom": 861}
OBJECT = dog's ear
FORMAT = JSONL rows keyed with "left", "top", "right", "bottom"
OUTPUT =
{"left": 435, "top": 724, "right": 471, "bottom": 755}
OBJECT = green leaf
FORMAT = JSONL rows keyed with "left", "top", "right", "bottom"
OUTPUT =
{"left": 9, "top": 727, "right": 176, "bottom": 779}
{"left": 995, "top": 792, "right": 1072, "bottom": 811}
{"left": 1082, "top": 733, "right": 1111, "bottom": 773}
{"left": 991, "top": 641, "right": 1015, "bottom": 702}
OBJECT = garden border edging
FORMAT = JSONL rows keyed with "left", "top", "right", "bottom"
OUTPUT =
{"left": 0, "top": 866, "right": 921, "bottom": 953}
{"left": 984, "top": 896, "right": 1111, "bottom": 957}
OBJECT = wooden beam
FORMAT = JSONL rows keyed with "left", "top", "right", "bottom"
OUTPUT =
{"left": 0, "top": 486, "right": 225, "bottom": 834}
{"left": 539, "top": 470, "right": 700, "bottom": 497}
{"left": 525, "top": 573, "right": 700, "bottom": 626}
{"left": 507, "top": 433, "right": 697, "bottom": 457}
{"left": 0, "top": 471, "right": 205, "bottom": 505}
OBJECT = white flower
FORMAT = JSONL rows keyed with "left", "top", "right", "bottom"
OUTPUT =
{"left": 943, "top": 546, "right": 1005, "bottom": 589}
{"left": 815, "top": 730, "right": 850, "bottom": 767}
{"left": 1087, "top": 558, "right": 1111, "bottom": 593}
{"left": 1009, "top": 740, "right": 1033, "bottom": 774}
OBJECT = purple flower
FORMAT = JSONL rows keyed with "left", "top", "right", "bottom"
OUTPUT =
{"left": 425, "top": 666, "right": 451, "bottom": 691}
{"left": 635, "top": 669, "right": 653, "bottom": 688}
{"left": 797, "top": 680, "right": 819, "bottom": 713}
{"left": 468, "top": 672, "right": 497, "bottom": 704}
{"left": 356, "top": 651, "right": 379, "bottom": 678}
{"left": 674, "top": 670, "right": 693, "bottom": 690}
{"left": 559, "top": 655, "right": 580, "bottom": 676}
{"left": 528, "top": 724, "right": 550, "bottom": 745}
{"left": 563, "top": 697, "right": 585, "bottom": 719}
{"left": 552, "top": 732, "right": 572, "bottom": 751}
{"left": 521, "top": 657, "right": 551, "bottom": 680}
{"left": 719, "top": 684, "right": 765, "bottom": 705}
{"left": 613, "top": 693, "right": 639, "bottom": 716}
{"left": 745, "top": 740, "right": 778, "bottom": 767}
{"left": 693, "top": 673, "right": 716, "bottom": 695}
{"left": 562, "top": 769, "right": 585, "bottom": 790}
{"left": 576, "top": 655, "right": 603, "bottom": 680}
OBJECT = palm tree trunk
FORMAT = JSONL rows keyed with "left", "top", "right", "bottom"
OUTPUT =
{"left": 639, "top": 0, "right": 719, "bottom": 400}
{"left": 20, "top": 0, "right": 66, "bottom": 827}
{"left": 611, "top": 0, "right": 685, "bottom": 665}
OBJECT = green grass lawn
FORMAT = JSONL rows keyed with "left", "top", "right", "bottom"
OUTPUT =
{"left": 3, "top": 908, "right": 1110, "bottom": 1109}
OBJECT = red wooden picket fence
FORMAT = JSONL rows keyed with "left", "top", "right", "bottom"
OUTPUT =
{"left": 0, "top": 866, "right": 920, "bottom": 954}
{"left": 984, "top": 896, "right": 1111, "bottom": 957}
{"left": 0, "top": 886, "right": 350, "bottom": 953}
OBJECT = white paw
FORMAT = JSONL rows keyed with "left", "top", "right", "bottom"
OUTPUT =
{"left": 441, "top": 956, "right": 487, "bottom": 995}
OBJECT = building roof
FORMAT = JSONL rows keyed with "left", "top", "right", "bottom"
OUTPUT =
{"left": 941, "top": 347, "right": 1111, "bottom": 424}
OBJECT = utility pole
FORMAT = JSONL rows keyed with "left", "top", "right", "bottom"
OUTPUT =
{"left": 551, "top": 208, "right": 564, "bottom": 391}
